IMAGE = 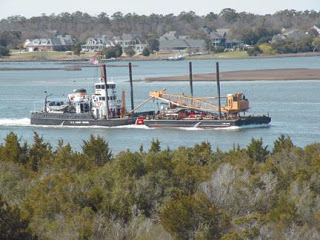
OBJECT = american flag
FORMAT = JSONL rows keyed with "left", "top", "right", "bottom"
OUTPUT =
{"left": 89, "top": 58, "right": 99, "bottom": 65}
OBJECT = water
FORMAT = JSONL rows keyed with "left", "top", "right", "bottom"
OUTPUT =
{"left": 0, "top": 57, "right": 319, "bottom": 152}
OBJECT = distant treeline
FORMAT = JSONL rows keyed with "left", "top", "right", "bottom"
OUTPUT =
{"left": 0, "top": 9, "right": 320, "bottom": 47}
{"left": 1, "top": 132, "right": 320, "bottom": 239}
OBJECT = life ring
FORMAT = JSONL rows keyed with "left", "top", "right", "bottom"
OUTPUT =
{"left": 97, "top": 102, "right": 101, "bottom": 107}
{"left": 136, "top": 118, "right": 144, "bottom": 125}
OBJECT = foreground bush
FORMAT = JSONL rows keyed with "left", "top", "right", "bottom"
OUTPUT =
{"left": 0, "top": 133, "right": 320, "bottom": 239}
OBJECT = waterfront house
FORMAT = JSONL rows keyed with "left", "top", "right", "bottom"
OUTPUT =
{"left": 202, "top": 26, "right": 226, "bottom": 47}
{"left": 81, "top": 37, "right": 114, "bottom": 52}
{"left": 272, "top": 29, "right": 307, "bottom": 43}
{"left": 225, "top": 40, "right": 244, "bottom": 49}
{"left": 159, "top": 31, "right": 207, "bottom": 53}
{"left": 112, "top": 33, "right": 147, "bottom": 53}
{"left": 24, "top": 35, "right": 76, "bottom": 52}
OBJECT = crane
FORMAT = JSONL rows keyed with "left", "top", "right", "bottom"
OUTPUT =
{"left": 128, "top": 89, "right": 249, "bottom": 115}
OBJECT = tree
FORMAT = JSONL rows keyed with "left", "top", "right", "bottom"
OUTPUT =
{"left": 247, "top": 45, "right": 263, "bottom": 56}
{"left": 0, "top": 46, "right": 10, "bottom": 57}
{"left": 0, "top": 132, "right": 28, "bottom": 164}
{"left": 114, "top": 44, "right": 123, "bottom": 57}
{"left": 219, "top": 8, "right": 238, "bottom": 24}
{"left": 0, "top": 31, "right": 21, "bottom": 49}
{"left": 161, "top": 194, "right": 230, "bottom": 239}
{"left": 29, "top": 132, "right": 52, "bottom": 172}
{"left": 312, "top": 37, "right": 320, "bottom": 52}
{"left": 100, "top": 44, "right": 123, "bottom": 59}
{"left": 142, "top": 47, "right": 150, "bottom": 56}
{"left": 246, "top": 137, "right": 269, "bottom": 162}
{"left": 204, "top": 12, "right": 218, "bottom": 22}
{"left": 272, "top": 134, "right": 294, "bottom": 154}
{"left": 82, "top": 135, "right": 112, "bottom": 166}
{"left": 147, "top": 37, "right": 159, "bottom": 52}
{"left": 72, "top": 42, "right": 82, "bottom": 56}
{"left": 296, "top": 36, "right": 313, "bottom": 52}
{"left": 0, "top": 195, "right": 33, "bottom": 240}
{"left": 124, "top": 46, "right": 136, "bottom": 57}
{"left": 149, "top": 139, "right": 161, "bottom": 153}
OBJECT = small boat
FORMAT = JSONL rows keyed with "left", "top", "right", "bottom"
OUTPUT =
{"left": 30, "top": 65, "right": 134, "bottom": 126}
{"left": 166, "top": 54, "right": 187, "bottom": 61}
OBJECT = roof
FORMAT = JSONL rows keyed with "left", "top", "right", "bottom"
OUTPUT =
{"left": 226, "top": 39, "right": 243, "bottom": 44}
{"left": 209, "top": 31, "right": 224, "bottom": 39}
{"left": 26, "top": 36, "right": 75, "bottom": 47}
{"left": 159, "top": 31, "right": 177, "bottom": 41}
{"left": 216, "top": 28, "right": 230, "bottom": 36}
{"left": 160, "top": 39, "right": 206, "bottom": 50}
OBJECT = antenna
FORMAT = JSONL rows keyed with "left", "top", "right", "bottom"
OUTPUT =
{"left": 189, "top": 61, "right": 193, "bottom": 97}
{"left": 129, "top": 62, "right": 134, "bottom": 112}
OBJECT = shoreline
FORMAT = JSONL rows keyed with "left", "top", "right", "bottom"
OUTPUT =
{"left": 145, "top": 68, "right": 320, "bottom": 82}
{"left": 1, "top": 51, "right": 320, "bottom": 63}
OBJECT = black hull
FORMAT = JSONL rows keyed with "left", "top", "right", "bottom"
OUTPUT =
{"left": 143, "top": 115, "right": 271, "bottom": 128}
{"left": 30, "top": 112, "right": 134, "bottom": 126}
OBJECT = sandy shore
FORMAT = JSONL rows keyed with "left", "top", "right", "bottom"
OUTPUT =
{"left": 145, "top": 68, "right": 320, "bottom": 81}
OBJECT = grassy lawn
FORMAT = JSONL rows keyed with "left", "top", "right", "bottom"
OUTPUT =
{"left": 187, "top": 51, "right": 248, "bottom": 59}
{"left": 8, "top": 50, "right": 97, "bottom": 61}
{"left": 214, "top": 51, "right": 249, "bottom": 58}
{"left": 4, "top": 50, "right": 249, "bottom": 61}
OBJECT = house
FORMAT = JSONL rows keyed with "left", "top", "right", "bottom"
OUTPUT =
{"left": 272, "top": 29, "right": 307, "bottom": 43}
{"left": 81, "top": 37, "right": 114, "bottom": 52}
{"left": 225, "top": 40, "right": 244, "bottom": 49}
{"left": 159, "top": 39, "right": 207, "bottom": 52}
{"left": 159, "top": 31, "right": 178, "bottom": 41}
{"left": 202, "top": 26, "right": 226, "bottom": 47}
{"left": 24, "top": 35, "right": 76, "bottom": 52}
{"left": 113, "top": 33, "right": 147, "bottom": 53}
{"left": 216, "top": 28, "right": 230, "bottom": 37}
{"left": 159, "top": 31, "right": 207, "bottom": 53}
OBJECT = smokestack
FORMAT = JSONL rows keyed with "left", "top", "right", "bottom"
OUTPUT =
{"left": 101, "top": 64, "right": 109, "bottom": 119}
{"left": 189, "top": 61, "right": 193, "bottom": 97}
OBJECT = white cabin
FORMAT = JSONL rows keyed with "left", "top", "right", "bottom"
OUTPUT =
{"left": 91, "top": 82, "right": 121, "bottom": 119}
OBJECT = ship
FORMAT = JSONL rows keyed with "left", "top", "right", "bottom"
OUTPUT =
{"left": 132, "top": 62, "right": 271, "bottom": 128}
{"left": 133, "top": 89, "right": 271, "bottom": 128}
{"left": 30, "top": 64, "right": 135, "bottom": 126}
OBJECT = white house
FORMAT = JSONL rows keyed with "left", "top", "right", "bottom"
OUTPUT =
{"left": 112, "top": 33, "right": 147, "bottom": 53}
{"left": 24, "top": 35, "right": 76, "bottom": 52}
{"left": 81, "top": 37, "right": 114, "bottom": 52}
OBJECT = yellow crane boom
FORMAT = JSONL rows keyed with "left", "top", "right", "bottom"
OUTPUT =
{"left": 128, "top": 89, "right": 249, "bottom": 115}
{"left": 149, "top": 89, "right": 228, "bottom": 113}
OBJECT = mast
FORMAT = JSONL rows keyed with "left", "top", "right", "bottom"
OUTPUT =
{"left": 101, "top": 64, "right": 109, "bottom": 119}
{"left": 216, "top": 62, "right": 222, "bottom": 119}
{"left": 189, "top": 61, "right": 193, "bottom": 97}
{"left": 129, "top": 62, "right": 134, "bottom": 112}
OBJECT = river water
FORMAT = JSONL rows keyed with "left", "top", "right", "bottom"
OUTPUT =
{"left": 0, "top": 57, "right": 319, "bottom": 152}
